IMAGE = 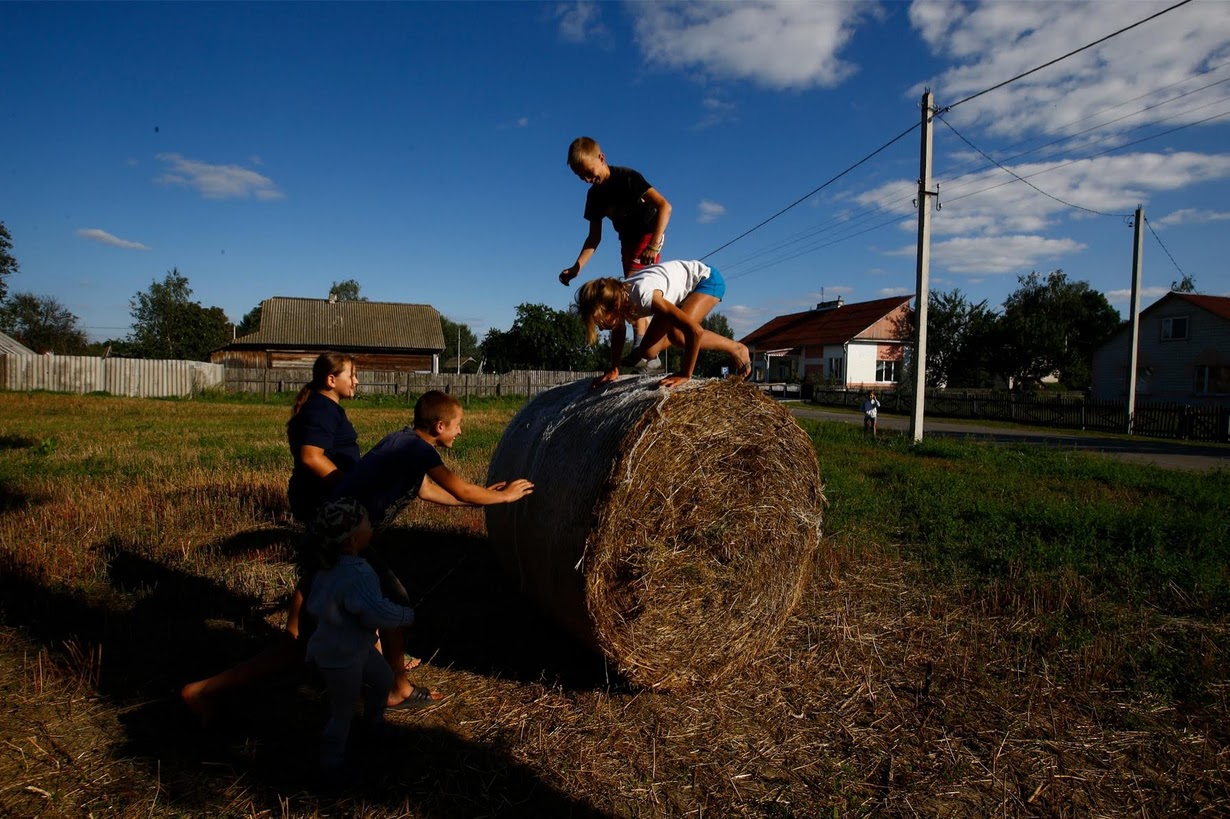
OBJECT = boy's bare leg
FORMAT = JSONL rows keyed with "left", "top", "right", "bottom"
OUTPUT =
{"left": 382, "top": 627, "right": 441, "bottom": 706}
{"left": 180, "top": 637, "right": 303, "bottom": 723}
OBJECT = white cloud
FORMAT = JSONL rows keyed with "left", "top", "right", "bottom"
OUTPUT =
{"left": 698, "top": 200, "right": 727, "bottom": 223}
{"left": 556, "top": 0, "right": 605, "bottom": 43}
{"left": 629, "top": 1, "right": 874, "bottom": 90}
{"left": 155, "top": 153, "right": 284, "bottom": 200}
{"left": 878, "top": 287, "right": 914, "bottom": 297}
{"left": 76, "top": 228, "right": 150, "bottom": 251}
{"left": 856, "top": 150, "right": 1230, "bottom": 236}
{"left": 1153, "top": 207, "right": 1230, "bottom": 228}
{"left": 908, "top": 0, "right": 1230, "bottom": 140}
{"left": 694, "top": 95, "right": 737, "bottom": 129}
{"left": 887, "top": 234, "right": 1086, "bottom": 274}
{"left": 1105, "top": 285, "right": 1169, "bottom": 304}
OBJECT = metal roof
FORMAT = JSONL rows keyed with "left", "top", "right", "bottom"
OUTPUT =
{"left": 231, "top": 297, "right": 446, "bottom": 351}
{"left": 0, "top": 330, "right": 35, "bottom": 356}
{"left": 740, "top": 296, "right": 912, "bottom": 349}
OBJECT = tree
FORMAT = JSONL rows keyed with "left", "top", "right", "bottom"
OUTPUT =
{"left": 996, "top": 270, "right": 1121, "bottom": 391}
{"left": 694, "top": 313, "right": 735, "bottom": 377}
{"left": 1171, "top": 273, "right": 1198, "bottom": 293}
{"left": 440, "top": 316, "right": 478, "bottom": 369}
{"left": 0, "top": 292, "right": 89, "bottom": 354}
{"left": 235, "top": 304, "right": 263, "bottom": 337}
{"left": 0, "top": 221, "right": 19, "bottom": 303}
{"left": 328, "top": 279, "right": 367, "bottom": 302}
{"left": 480, "top": 303, "right": 598, "bottom": 372}
{"left": 925, "top": 289, "right": 999, "bottom": 388}
{"left": 128, "top": 268, "right": 232, "bottom": 361}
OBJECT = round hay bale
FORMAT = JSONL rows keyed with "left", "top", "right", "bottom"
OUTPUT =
{"left": 485, "top": 376, "right": 823, "bottom": 689}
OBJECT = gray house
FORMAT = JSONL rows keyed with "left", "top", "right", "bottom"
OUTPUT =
{"left": 211, "top": 296, "right": 446, "bottom": 372}
{"left": 1091, "top": 292, "right": 1230, "bottom": 403}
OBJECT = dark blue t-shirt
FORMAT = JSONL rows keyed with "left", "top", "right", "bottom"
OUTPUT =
{"left": 330, "top": 428, "right": 443, "bottom": 529}
{"left": 287, "top": 391, "right": 360, "bottom": 522}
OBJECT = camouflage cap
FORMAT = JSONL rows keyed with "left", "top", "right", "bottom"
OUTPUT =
{"left": 313, "top": 497, "right": 368, "bottom": 545}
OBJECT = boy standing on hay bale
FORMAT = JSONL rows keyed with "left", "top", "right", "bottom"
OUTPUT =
{"left": 326, "top": 389, "right": 534, "bottom": 707}
{"left": 303, "top": 498, "right": 415, "bottom": 782}
{"left": 558, "top": 136, "right": 672, "bottom": 371}
{"left": 577, "top": 259, "right": 752, "bottom": 389}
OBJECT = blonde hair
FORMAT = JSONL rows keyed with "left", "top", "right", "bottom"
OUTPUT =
{"left": 576, "top": 278, "right": 630, "bottom": 346}
{"left": 567, "top": 136, "right": 601, "bottom": 169}
{"left": 414, "top": 390, "right": 462, "bottom": 431}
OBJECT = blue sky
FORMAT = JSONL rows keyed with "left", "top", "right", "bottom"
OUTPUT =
{"left": 3, "top": 1, "right": 1229, "bottom": 344}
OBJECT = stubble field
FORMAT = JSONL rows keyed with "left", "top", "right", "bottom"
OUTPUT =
{"left": 0, "top": 389, "right": 1227, "bottom": 818}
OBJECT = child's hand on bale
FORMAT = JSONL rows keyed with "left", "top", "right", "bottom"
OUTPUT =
{"left": 490, "top": 479, "right": 534, "bottom": 502}
{"left": 659, "top": 373, "right": 691, "bottom": 389}
{"left": 591, "top": 368, "right": 620, "bottom": 389}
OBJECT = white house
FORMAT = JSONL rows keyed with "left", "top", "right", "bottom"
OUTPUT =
{"left": 740, "top": 296, "right": 913, "bottom": 387}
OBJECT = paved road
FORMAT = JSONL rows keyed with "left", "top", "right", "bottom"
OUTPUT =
{"left": 789, "top": 405, "right": 1230, "bottom": 473}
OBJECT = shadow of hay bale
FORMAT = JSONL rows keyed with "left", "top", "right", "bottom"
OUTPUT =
{"left": 0, "top": 478, "right": 42, "bottom": 513}
{"left": 161, "top": 481, "right": 292, "bottom": 521}
{"left": 0, "top": 434, "right": 38, "bottom": 450}
{"left": 376, "top": 525, "right": 614, "bottom": 690}
{"left": 487, "top": 377, "right": 824, "bottom": 689}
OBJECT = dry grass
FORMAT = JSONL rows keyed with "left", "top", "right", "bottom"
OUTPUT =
{"left": 1, "top": 391, "right": 1227, "bottom": 817}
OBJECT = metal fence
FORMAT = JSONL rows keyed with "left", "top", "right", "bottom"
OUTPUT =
{"left": 223, "top": 367, "right": 602, "bottom": 400}
{"left": 0, "top": 354, "right": 223, "bottom": 398}
{"left": 809, "top": 387, "right": 1230, "bottom": 443}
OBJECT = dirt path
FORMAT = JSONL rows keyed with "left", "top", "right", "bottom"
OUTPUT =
{"left": 790, "top": 404, "right": 1230, "bottom": 473}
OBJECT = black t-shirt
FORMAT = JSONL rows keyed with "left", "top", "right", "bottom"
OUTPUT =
{"left": 583, "top": 166, "right": 657, "bottom": 241}
{"left": 286, "top": 391, "right": 360, "bottom": 521}
{"left": 330, "top": 429, "right": 444, "bottom": 529}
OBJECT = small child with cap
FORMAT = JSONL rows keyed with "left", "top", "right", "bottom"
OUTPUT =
{"left": 304, "top": 497, "right": 417, "bottom": 777}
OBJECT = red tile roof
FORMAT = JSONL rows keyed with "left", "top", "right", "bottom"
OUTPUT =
{"left": 1168, "top": 292, "right": 1230, "bottom": 321}
{"left": 741, "top": 296, "right": 912, "bottom": 349}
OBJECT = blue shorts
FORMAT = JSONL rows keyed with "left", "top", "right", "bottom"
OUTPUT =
{"left": 694, "top": 267, "right": 725, "bottom": 300}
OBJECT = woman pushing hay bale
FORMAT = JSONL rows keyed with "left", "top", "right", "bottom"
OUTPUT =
{"left": 486, "top": 376, "right": 823, "bottom": 689}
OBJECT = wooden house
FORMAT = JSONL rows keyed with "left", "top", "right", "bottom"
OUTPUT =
{"left": 211, "top": 296, "right": 446, "bottom": 372}
{"left": 1091, "top": 292, "right": 1230, "bottom": 404}
{"left": 740, "top": 296, "right": 913, "bottom": 387}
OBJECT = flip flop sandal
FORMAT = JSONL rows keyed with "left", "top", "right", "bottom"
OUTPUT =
{"left": 388, "top": 686, "right": 441, "bottom": 710}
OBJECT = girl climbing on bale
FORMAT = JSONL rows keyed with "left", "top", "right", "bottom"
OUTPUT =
{"left": 576, "top": 259, "right": 751, "bottom": 389}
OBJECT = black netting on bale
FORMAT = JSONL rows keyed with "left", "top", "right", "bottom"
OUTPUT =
{"left": 486, "top": 376, "right": 822, "bottom": 689}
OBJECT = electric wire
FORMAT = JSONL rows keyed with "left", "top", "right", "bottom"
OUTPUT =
{"left": 935, "top": 115, "right": 1131, "bottom": 218}
{"left": 1144, "top": 217, "right": 1188, "bottom": 279}
{"left": 946, "top": 0, "right": 1197, "bottom": 110}
{"left": 698, "top": 121, "right": 919, "bottom": 260}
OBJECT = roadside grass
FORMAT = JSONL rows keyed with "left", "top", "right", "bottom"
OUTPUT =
{"left": 1, "top": 390, "right": 1226, "bottom": 817}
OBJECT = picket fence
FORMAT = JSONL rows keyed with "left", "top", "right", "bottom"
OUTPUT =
{"left": 0, "top": 354, "right": 223, "bottom": 398}
{"left": 809, "top": 387, "right": 1230, "bottom": 443}
{"left": 224, "top": 367, "right": 601, "bottom": 400}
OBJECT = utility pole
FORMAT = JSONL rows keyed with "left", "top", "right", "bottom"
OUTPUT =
{"left": 909, "top": 90, "right": 937, "bottom": 443}
{"left": 457, "top": 324, "right": 461, "bottom": 376}
{"left": 1125, "top": 205, "right": 1144, "bottom": 434}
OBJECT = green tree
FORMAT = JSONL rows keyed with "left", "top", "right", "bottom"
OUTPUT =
{"left": 480, "top": 303, "right": 596, "bottom": 372}
{"left": 694, "top": 312, "right": 735, "bottom": 377}
{"left": 0, "top": 221, "right": 19, "bottom": 303}
{"left": 0, "top": 292, "right": 89, "bottom": 354}
{"left": 996, "top": 270, "right": 1120, "bottom": 391}
{"left": 1171, "top": 273, "right": 1198, "bottom": 293}
{"left": 925, "top": 289, "right": 998, "bottom": 388}
{"left": 235, "top": 304, "right": 263, "bottom": 336}
{"left": 440, "top": 316, "right": 478, "bottom": 369}
{"left": 128, "top": 268, "right": 232, "bottom": 361}
{"left": 328, "top": 279, "right": 367, "bottom": 301}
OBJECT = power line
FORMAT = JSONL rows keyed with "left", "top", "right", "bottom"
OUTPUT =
{"left": 942, "top": 105, "right": 1230, "bottom": 208}
{"left": 700, "top": 121, "right": 919, "bottom": 260}
{"left": 935, "top": 115, "right": 1131, "bottom": 218}
{"left": 1144, "top": 216, "right": 1187, "bottom": 278}
{"left": 947, "top": 0, "right": 1197, "bottom": 110}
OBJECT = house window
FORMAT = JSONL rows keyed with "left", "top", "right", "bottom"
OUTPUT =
{"left": 1161, "top": 316, "right": 1189, "bottom": 341}
{"left": 827, "top": 357, "right": 843, "bottom": 380}
{"left": 1195, "top": 365, "right": 1230, "bottom": 395}
{"left": 875, "top": 360, "right": 898, "bottom": 382}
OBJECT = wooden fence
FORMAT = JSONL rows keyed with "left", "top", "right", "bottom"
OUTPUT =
{"left": 809, "top": 387, "right": 1230, "bottom": 443}
{"left": 0, "top": 354, "right": 223, "bottom": 398}
{"left": 223, "top": 367, "right": 602, "bottom": 401}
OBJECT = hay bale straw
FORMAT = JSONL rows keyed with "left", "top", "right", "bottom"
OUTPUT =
{"left": 486, "top": 376, "right": 823, "bottom": 689}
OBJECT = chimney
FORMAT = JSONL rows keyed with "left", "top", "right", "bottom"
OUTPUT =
{"left": 815, "top": 296, "right": 844, "bottom": 312}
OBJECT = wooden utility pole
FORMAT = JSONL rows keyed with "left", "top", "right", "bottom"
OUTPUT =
{"left": 1125, "top": 206, "right": 1144, "bottom": 434}
{"left": 909, "top": 90, "right": 937, "bottom": 443}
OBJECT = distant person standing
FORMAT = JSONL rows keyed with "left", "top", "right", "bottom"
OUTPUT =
{"left": 863, "top": 390, "right": 881, "bottom": 437}
{"left": 558, "top": 136, "right": 672, "bottom": 370}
